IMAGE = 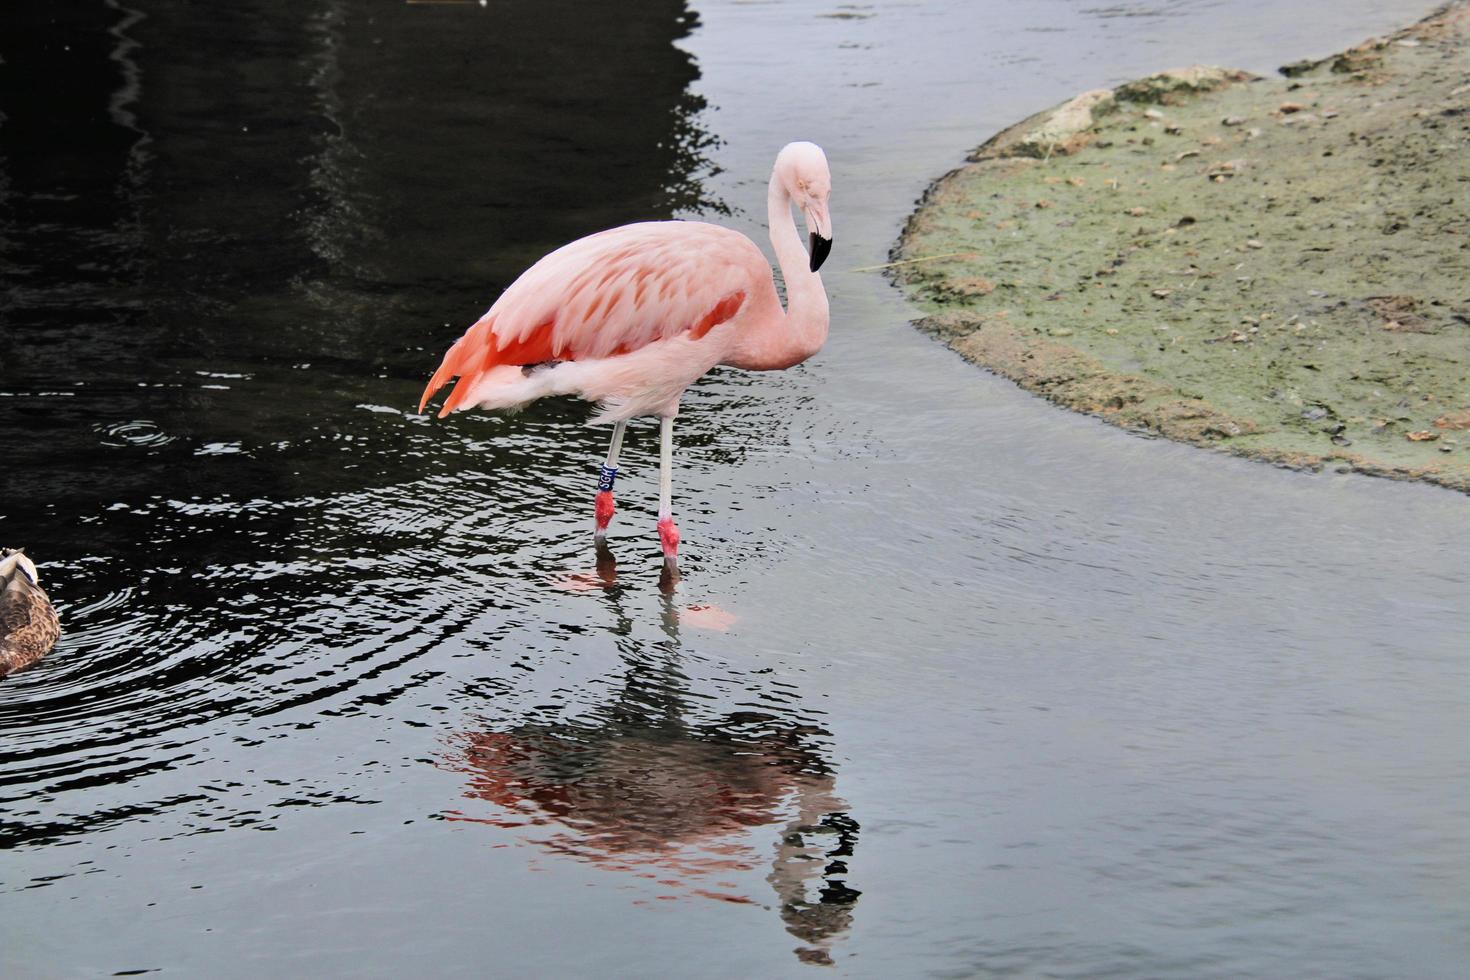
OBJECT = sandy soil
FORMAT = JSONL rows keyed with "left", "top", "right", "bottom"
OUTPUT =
{"left": 895, "top": 2, "right": 1470, "bottom": 492}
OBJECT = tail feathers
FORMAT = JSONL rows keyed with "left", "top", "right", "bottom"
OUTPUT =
{"left": 419, "top": 312, "right": 564, "bottom": 418}
{"left": 418, "top": 313, "right": 499, "bottom": 416}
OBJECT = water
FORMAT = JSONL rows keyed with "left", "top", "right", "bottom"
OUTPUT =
{"left": 3, "top": 0, "right": 1468, "bottom": 975}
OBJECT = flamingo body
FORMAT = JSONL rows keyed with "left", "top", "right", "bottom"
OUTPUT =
{"left": 422, "top": 221, "right": 780, "bottom": 422}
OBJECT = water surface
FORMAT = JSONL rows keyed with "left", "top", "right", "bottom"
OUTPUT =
{"left": 3, "top": 1, "right": 1467, "bottom": 976}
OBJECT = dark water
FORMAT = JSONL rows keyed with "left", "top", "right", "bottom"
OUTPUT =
{"left": 4, "top": 0, "right": 1469, "bottom": 975}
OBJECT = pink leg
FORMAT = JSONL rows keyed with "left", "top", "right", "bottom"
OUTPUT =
{"left": 658, "top": 415, "right": 679, "bottom": 576}
{"left": 593, "top": 420, "right": 627, "bottom": 545}
{"left": 658, "top": 516, "right": 680, "bottom": 570}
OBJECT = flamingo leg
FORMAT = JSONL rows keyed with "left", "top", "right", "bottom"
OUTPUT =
{"left": 657, "top": 415, "right": 680, "bottom": 576}
{"left": 594, "top": 419, "right": 627, "bottom": 545}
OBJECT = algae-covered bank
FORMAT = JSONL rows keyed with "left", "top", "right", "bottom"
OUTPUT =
{"left": 895, "top": 2, "right": 1470, "bottom": 492}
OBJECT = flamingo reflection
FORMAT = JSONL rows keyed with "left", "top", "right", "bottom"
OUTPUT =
{"left": 445, "top": 588, "right": 860, "bottom": 965}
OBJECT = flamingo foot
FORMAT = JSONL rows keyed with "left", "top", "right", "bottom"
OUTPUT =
{"left": 657, "top": 516, "right": 680, "bottom": 576}
{"left": 593, "top": 490, "right": 615, "bottom": 543}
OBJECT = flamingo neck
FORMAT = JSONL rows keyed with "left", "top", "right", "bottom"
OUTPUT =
{"left": 750, "top": 176, "right": 829, "bottom": 369}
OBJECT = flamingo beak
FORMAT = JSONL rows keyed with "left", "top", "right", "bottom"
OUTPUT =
{"left": 809, "top": 232, "right": 832, "bottom": 272}
{"left": 804, "top": 202, "right": 833, "bottom": 272}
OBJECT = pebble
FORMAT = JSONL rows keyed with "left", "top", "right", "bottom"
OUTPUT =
{"left": 1302, "top": 406, "right": 1328, "bottom": 421}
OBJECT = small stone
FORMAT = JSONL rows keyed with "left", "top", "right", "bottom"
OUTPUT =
{"left": 1176, "top": 149, "right": 1200, "bottom": 161}
{"left": 1440, "top": 445, "right": 1454, "bottom": 453}
{"left": 1127, "top": 206, "right": 1148, "bottom": 216}
{"left": 1049, "top": 327, "right": 1074, "bottom": 337}
{"left": 1164, "top": 124, "right": 1183, "bottom": 135}
{"left": 1035, "top": 199, "right": 1053, "bottom": 209}
{"left": 1279, "top": 101, "right": 1306, "bottom": 114}
{"left": 1406, "top": 430, "right": 1439, "bottom": 442}
{"left": 1144, "top": 108, "right": 1165, "bottom": 120}
{"left": 1222, "top": 115, "right": 1246, "bottom": 126}
{"left": 1302, "top": 407, "right": 1328, "bottom": 421}
{"left": 1105, "top": 328, "right": 1119, "bottom": 335}
{"left": 1332, "top": 435, "right": 1352, "bottom": 447}
{"left": 1246, "top": 239, "right": 1265, "bottom": 249}
{"left": 1432, "top": 410, "right": 1470, "bottom": 430}
{"left": 1152, "top": 288, "right": 1172, "bottom": 298}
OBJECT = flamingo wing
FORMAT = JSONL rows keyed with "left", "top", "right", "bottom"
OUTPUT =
{"left": 420, "top": 222, "right": 761, "bottom": 416}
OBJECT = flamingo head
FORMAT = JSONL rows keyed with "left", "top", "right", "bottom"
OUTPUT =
{"left": 775, "top": 141, "right": 833, "bottom": 271}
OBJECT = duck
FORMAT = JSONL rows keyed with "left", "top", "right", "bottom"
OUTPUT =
{"left": 1, "top": 548, "right": 60, "bottom": 678}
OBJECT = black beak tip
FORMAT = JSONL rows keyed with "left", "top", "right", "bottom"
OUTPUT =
{"left": 809, "top": 232, "right": 833, "bottom": 273}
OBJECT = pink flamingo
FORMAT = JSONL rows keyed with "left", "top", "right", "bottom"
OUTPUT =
{"left": 419, "top": 142, "right": 833, "bottom": 577}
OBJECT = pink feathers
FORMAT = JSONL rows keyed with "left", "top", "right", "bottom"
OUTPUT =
{"left": 419, "top": 221, "right": 762, "bottom": 419}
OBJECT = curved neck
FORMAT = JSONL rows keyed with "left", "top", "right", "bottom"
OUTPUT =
{"left": 766, "top": 175, "right": 829, "bottom": 353}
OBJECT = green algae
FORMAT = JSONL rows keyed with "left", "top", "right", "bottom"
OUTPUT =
{"left": 895, "top": 2, "right": 1470, "bottom": 492}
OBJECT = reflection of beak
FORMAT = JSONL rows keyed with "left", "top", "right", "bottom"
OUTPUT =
{"left": 804, "top": 204, "right": 833, "bottom": 273}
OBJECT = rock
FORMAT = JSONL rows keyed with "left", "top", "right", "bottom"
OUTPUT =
{"left": 1114, "top": 66, "right": 1257, "bottom": 106}
{"left": 1367, "top": 295, "right": 1434, "bottom": 333}
{"left": 970, "top": 88, "right": 1117, "bottom": 161}
{"left": 1279, "top": 101, "right": 1307, "bottom": 114}
{"left": 1407, "top": 430, "right": 1440, "bottom": 442}
{"left": 1433, "top": 410, "right": 1470, "bottom": 430}
{"left": 1302, "top": 406, "right": 1329, "bottom": 421}
{"left": 1222, "top": 115, "right": 1247, "bottom": 126}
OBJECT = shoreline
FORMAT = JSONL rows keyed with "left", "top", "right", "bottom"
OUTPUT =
{"left": 894, "top": 2, "right": 1470, "bottom": 493}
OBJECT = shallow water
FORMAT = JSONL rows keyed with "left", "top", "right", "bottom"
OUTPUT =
{"left": 3, "top": 0, "right": 1468, "bottom": 976}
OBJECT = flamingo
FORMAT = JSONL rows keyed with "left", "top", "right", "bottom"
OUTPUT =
{"left": 419, "top": 141, "right": 833, "bottom": 577}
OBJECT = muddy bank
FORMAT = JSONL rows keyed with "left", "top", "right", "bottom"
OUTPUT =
{"left": 894, "top": 2, "right": 1470, "bottom": 492}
